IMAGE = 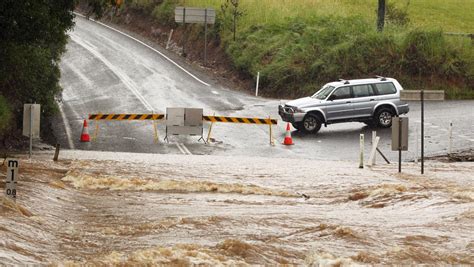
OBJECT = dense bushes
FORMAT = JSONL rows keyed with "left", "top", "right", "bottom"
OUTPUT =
{"left": 0, "top": 0, "right": 75, "bottom": 141}
{"left": 152, "top": 0, "right": 177, "bottom": 27}
{"left": 225, "top": 16, "right": 473, "bottom": 98}
{"left": 0, "top": 95, "right": 12, "bottom": 134}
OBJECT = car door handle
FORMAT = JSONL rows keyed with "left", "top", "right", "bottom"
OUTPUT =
{"left": 370, "top": 99, "right": 375, "bottom": 101}
{"left": 346, "top": 101, "right": 352, "bottom": 103}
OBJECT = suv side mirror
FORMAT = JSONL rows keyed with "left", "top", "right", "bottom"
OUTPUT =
{"left": 328, "top": 95, "right": 336, "bottom": 101}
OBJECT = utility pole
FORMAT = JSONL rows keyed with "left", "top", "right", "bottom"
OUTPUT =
{"left": 377, "top": 0, "right": 386, "bottom": 32}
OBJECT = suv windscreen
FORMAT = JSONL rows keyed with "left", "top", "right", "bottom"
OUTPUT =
{"left": 375, "top": 82, "right": 397, "bottom": 95}
{"left": 312, "top": 85, "right": 335, "bottom": 100}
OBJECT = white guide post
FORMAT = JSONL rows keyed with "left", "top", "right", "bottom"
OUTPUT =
{"left": 255, "top": 72, "right": 260, "bottom": 97}
{"left": 368, "top": 136, "right": 380, "bottom": 166}
{"left": 371, "top": 131, "right": 377, "bottom": 165}
{"left": 166, "top": 29, "right": 174, "bottom": 49}
{"left": 359, "top": 134, "right": 364, "bottom": 169}
{"left": 448, "top": 121, "right": 453, "bottom": 155}
{"left": 414, "top": 125, "right": 419, "bottom": 163}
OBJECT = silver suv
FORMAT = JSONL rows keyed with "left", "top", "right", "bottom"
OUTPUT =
{"left": 278, "top": 77, "right": 409, "bottom": 133}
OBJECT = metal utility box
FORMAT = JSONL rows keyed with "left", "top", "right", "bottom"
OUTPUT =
{"left": 392, "top": 117, "right": 409, "bottom": 151}
{"left": 22, "top": 104, "right": 41, "bottom": 138}
{"left": 165, "top": 108, "right": 204, "bottom": 141}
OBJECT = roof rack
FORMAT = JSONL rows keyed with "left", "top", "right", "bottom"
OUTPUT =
{"left": 375, "top": 75, "right": 387, "bottom": 81}
{"left": 338, "top": 79, "right": 350, "bottom": 85}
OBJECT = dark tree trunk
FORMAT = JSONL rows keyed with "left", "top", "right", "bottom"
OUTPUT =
{"left": 377, "top": 0, "right": 386, "bottom": 32}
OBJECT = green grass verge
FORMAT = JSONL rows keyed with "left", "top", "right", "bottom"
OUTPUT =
{"left": 186, "top": 0, "right": 474, "bottom": 33}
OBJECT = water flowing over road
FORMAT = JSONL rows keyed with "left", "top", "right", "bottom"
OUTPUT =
{"left": 0, "top": 152, "right": 473, "bottom": 265}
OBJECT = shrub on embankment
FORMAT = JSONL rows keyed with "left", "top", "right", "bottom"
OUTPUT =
{"left": 225, "top": 17, "right": 474, "bottom": 98}
{"left": 0, "top": 95, "right": 12, "bottom": 135}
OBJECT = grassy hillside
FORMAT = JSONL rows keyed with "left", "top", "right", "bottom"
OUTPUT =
{"left": 124, "top": 0, "right": 473, "bottom": 98}
{"left": 187, "top": 0, "right": 474, "bottom": 33}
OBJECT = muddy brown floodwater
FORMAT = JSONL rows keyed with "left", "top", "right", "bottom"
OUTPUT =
{"left": 0, "top": 150, "right": 473, "bottom": 265}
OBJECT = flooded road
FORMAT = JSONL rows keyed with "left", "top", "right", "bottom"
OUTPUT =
{"left": 1, "top": 151, "right": 473, "bottom": 265}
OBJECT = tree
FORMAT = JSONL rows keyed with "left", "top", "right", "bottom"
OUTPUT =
{"left": 377, "top": 0, "right": 386, "bottom": 32}
{"left": 220, "top": 0, "right": 244, "bottom": 41}
{"left": 0, "top": 0, "right": 75, "bottom": 137}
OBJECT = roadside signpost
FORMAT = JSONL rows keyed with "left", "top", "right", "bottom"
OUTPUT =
{"left": 22, "top": 104, "right": 41, "bottom": 158}
{"left": 400, "top": 90, "right": 445, "bottom": 174}
{"left": 5, "top": 159, "right": 19, "bottom": 201}
{"left": 175, "top": 7, "right": 216, "bottom": 65}
{"left": 392, "top": 117, "right": 409, "bottom": 173}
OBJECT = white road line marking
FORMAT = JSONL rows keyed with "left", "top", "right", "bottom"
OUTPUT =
{"left": 62, "top": 61, "right": 94, "bottom": 89}
{"left": 211, "top": 91, "right": 219, "bottom": 95}
{"left": 70, "top": 35, "right": 154, "bottom": 111}
{"left": 73, "top": 12, "right": 210, "bottom": 87}
{"left": 59, "top": 103, "right": 75, "bottom": 149}
{"left": 173, "top": 142, "right": 185, "bottom": 154}
{"left": 180, "top": 143, "right": 192, "bottom": 155}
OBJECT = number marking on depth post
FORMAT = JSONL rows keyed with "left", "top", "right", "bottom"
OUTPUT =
{"left": 5, "top": 159, "right": 19, "bottom": 200}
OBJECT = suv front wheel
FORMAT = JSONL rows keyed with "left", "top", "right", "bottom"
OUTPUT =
{"left": 374, "top": 108, "right": 394, "bottom": 128}
{"left": 302, "top": 114, "right": 322, "bottom": 133}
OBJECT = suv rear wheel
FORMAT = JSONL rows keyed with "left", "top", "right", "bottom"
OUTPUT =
{"left": 374, "top": 108, "right": 394, "bottom": 128}
{"left": 302, "top": 114, "right": 322, "bottom": 133}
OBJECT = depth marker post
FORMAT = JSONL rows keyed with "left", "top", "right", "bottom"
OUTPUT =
{"left": 359, "top": 134, "right": 364, "bottom": 169}
{"left": 5, "top": 159, "right": 19, "bottom": 202}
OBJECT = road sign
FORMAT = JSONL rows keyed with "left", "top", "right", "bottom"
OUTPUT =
{"left": 392, "top": 117, "right": 409, "bottom": 151}
{"left": 175, "top": 7, "right": 216, "bottom": 24}
{"left": 175, "top": 7, "right": 215, "bottom": 65}
{"left": 5, "top": 159, "right": 19, "bottom": 201}
{"left": 22, "top": 104, "right": 41, "bottom": 138}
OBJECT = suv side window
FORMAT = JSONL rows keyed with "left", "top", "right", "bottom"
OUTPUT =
{"left": 331, "top": 86, "right": 352, "bottom": 100}
{"left": 374, "top": 82, "right": 397, "bottom": 95}
{"left": 353, "top": 84, "right": 374, "bottom": 98}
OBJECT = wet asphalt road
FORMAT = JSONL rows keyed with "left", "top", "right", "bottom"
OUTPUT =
{"left": 54, "top": 16, "right": 474, "bottom": 162}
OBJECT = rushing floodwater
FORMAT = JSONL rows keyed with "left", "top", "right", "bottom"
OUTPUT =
{"left": 0, "top": 151, "right": 473, "bottom": 265}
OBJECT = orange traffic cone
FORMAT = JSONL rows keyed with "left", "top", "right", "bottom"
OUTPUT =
{"left": 283, "top": 122, "right": 294, "bottom": 145}
{"left": 80, "top": 119, "right": 90, "bottom": 142}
